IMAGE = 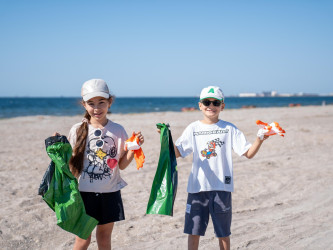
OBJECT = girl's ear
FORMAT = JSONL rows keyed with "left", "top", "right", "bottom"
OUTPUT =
{"left": 108, "top": 97, "right": 113, "bottom": 108}
{"left": 81, "top": 100, "right": 87, "bottom": 109}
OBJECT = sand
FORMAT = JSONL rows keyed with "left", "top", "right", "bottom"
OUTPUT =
{"left": 0, "top": 105, "right": 332, "bottom": 249}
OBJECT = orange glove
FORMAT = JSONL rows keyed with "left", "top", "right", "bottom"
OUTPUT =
{"left": 125, "top": 133, "right": 145, "bottom": 170}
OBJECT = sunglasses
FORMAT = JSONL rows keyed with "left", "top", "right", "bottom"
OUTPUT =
{"left": 94, "top": 129, "right": 104, "bottom": 148}
{"left": 201, "top": 99, "right": 223, "bottom": 107}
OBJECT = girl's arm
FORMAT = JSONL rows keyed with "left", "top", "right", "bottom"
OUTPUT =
{"left": 243, "top": 136, "right": 268, "bottom": 159}
{"left": 118, "top": 150, "right": 135, "bottom": 170}
{"left": 118, "top": 131, "right": 144, "bottom": 170}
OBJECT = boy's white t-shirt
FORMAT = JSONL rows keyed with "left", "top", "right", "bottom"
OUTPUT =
{"left": 68, "top": 120, "right": 128, "bottom": 193}
{"left": 175, "top": 120, "right": 251, "bottom": 193}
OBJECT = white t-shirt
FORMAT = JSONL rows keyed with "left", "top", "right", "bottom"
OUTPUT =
{"left": 175, "top": 120, "right": 251, "bottom": 193}
{"left": 68, "top": 120, "right": 128, "bottom": 193}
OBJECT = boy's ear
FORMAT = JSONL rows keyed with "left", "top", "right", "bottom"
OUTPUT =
{"left": 198, "top": 102, "right": 202, "bottom": 110}
{"left": 221, "top": 103, "right": 225, "bottom": 111}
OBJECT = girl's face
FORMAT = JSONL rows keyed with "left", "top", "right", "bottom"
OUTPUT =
{"left": 83, "top": 96, "right": 112, "bottom": 125}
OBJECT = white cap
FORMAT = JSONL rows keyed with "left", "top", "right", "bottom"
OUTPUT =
{"left": 81, "top": 79, "right": 110, "bottom": 101}
{"left": 200, "top": 86, "right": 224, "bottom": 101}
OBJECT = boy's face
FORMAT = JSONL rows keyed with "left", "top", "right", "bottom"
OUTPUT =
{"left": 198, "top": 98, "right": 225, "bottom": 121}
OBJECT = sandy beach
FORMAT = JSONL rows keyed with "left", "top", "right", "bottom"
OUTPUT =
{"left": 0, "top": 105, "right": 332, "bottom": 249}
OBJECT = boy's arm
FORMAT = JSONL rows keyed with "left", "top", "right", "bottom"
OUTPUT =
{"left": 157, "top": 128, "right": 182, "bottom": 158}
{"left": 174, "top": 143, "right": 181, "bottom": 158}
{"left": 243, "top": 136, "right": 268, "bottom": 159}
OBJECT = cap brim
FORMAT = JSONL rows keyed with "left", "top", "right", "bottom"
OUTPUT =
{"left": 200, "top": 96, "right": 223, "bottom": 101}
{"left": 82, "top": 92, "right": 110, "bottom": 101}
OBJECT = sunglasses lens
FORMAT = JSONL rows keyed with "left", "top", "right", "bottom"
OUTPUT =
{"left": 213, "top": 100, "right": 221, "bottom": 106}
{"left": 201, "top": 100, "right": 222, "bottom": 106}
{"left": 202, "top": 100, "right": 210, "bottom": 106}
{"left": 94, "top": 129, "right": 102, "bottom": 136}
{"left": 96, "top": 140, "right": 104, "bottom": 148}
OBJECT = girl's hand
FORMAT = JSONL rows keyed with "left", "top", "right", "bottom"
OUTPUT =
{"left": 53, "top": 132, "right": 60, "bottom": 136}
{"left": 135, "top": 131, "right": 144, "bottom": 145}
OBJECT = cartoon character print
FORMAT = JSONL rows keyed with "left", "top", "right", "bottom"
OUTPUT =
{"left": 83, "top": 130, "right": 118, "bottom": 183}
{"left": 201, "top": 138, "right": 224, "bottom": 159}
{"left": 201, "top": 140, "right": 217, "bottom": 159}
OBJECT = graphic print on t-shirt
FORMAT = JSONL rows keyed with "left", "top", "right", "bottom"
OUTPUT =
{"left": 201, "top": 138, "right": 224, "bottom": 159}
{"left": 83, "top": 133, "right": 118, "bottom": 183}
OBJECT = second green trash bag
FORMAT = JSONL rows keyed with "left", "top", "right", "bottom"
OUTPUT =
{"left": 146, "top": 123, "right": 178, "bottom": 216}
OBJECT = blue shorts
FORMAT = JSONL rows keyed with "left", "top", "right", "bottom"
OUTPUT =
{"left": 80, "top": 190, "right": 125, "bottom": 225}
{"left": 184, "top": 191, "right": 232, "bottom": 238}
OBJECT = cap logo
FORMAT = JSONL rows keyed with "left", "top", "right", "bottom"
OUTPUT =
{"left": 208, "top": 88, "right": 214, "bottom": 93}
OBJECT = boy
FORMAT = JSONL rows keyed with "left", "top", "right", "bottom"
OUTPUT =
{"left": 174, "top": 86, "right": 268, "bottom": 250}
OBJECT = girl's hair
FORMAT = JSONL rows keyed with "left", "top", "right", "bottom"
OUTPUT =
{"left": 69, "top": 96, "right": 113, "bottom": 177}
{"left": 69, "top": 111, "right": 91, "bottom": 177}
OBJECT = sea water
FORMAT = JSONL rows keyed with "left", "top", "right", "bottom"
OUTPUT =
{"left": 0, "top": 96, "right": 332, "bottom": 118}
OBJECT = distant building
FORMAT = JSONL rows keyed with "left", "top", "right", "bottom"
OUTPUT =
{"left": 296, "top": 92, "right": 319, "bottom": 97}
{"left": 239, "top": 93, "right": 257, "bottom": 97}
{"left": 278, "top": 93, "right": 293, "bottom": 97}
{"left": 238, "top": 90, "right": 326, "bottom": 97}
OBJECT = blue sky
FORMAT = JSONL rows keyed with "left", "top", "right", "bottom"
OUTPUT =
{"left": 0, "top": 0, "right": 332, "bottom": 97}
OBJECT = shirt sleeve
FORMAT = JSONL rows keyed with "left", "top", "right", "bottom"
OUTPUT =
{"left": 118, "top": 127, "right": 129, "bottom": 159}
{"left": 68, "top": 124, "right": 78, "bottom": 149}
{"left": 232, "top": 127, "right": 252, "bottom": 156}
{"left": 175, "top": 125, "right": 193, "bottom": 158}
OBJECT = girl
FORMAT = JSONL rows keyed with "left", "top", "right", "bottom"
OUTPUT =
{"left": 67, "top": 79, "right": 144, "bottom": 250}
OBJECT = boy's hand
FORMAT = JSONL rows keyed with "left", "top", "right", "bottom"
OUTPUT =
{"left": 53, "top": 132, "right": 61, "bottom": 136}
{"left": 257, "top": 134, "right": 269, "bottom": 141}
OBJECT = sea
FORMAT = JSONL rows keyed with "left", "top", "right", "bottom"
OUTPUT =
{"left": 1, "top": 96, "right": 332, "bottom": 119}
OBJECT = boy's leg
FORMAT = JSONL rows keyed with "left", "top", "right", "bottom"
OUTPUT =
{"left": 188, "top": 234, "right": 200, "bottom": 250}
{"left": 218, "top": 236, "right": 230, "bottom": 250}
{"left": 184, "top": 192, "right": 210, "bottom": 245}
{"left": 209, "top": 191, "right": 232, "bottom": 249}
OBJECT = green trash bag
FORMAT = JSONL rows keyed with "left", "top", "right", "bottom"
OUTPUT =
{"left": 39, "top": 135, "right": 98, "bottom": 239}
{"left": 146, "top": 123, "right": 178, "bottom": 216}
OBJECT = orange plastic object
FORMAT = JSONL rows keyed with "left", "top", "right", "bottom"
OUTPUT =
{"left": 256, "top": 120, "right": 286, "bottom": 139}
{"left": 125, "top": 133, "right": 145, "bottom": 169}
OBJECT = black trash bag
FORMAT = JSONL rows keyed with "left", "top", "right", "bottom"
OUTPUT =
{"left": 38, "top": 161, "right": 55, "bottom": 196}
{"left": 38, "top": 135, "right": 66, "bottom": 196}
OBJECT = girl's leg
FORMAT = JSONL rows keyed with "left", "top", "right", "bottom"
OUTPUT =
{"left": 73, "top": 235, "right": 91, "bottom": 250}
{"left": 96, "top": 222, "right": 114, "bottom": 250}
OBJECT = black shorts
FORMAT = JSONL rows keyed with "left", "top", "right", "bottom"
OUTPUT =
{"left": 80, "top": 190, "right": 125, "bottom": 225}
